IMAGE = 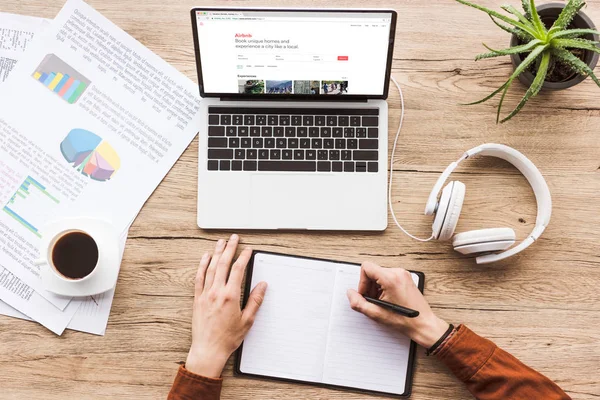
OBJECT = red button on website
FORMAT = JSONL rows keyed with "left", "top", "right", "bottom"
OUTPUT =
{"left": 337, "top": 56, "right": 349, "bottom": 61}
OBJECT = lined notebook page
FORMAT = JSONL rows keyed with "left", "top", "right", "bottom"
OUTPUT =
{"left": 239, "top": 253, "right": 336, "bottom": 382}
{"left": 322, "top": 265, "right": 419, "bottom": 394}
{"left": 239, "top": 253, "right": 419, "bottom": 395}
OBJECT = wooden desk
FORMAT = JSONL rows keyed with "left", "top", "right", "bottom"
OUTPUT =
{"left": 1, "top": 0, "right": 599, "bottom": 398}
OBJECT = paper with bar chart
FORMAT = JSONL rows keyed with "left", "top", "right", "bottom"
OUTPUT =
{"left": 32, "top": 53, "right": 90, "bottom": 104}
{"left": 60, "top": 129, "right": 120, "bottom": 181}
{"left": 2, "top": 176, "right": 60, "bottom": 238}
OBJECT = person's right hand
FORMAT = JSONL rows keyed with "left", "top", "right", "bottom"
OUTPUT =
{"left": 347, "top": 262, "right": 449, "bottom": 349}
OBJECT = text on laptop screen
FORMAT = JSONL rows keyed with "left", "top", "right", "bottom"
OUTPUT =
{"left": 195, "top": 10, "right": 393, "bottom": 96}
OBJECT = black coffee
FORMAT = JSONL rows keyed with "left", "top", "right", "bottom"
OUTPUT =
{"left": 51, "top": 231, "right": 99, "bottom": 279}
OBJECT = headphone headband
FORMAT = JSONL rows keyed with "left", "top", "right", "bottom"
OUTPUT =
{"left": 425, "top": 143, "right": 552, "bottom": 264}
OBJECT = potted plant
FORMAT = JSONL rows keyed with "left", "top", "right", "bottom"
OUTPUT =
{"left": 457, "top": 0, "right": 600, "bottom": 123}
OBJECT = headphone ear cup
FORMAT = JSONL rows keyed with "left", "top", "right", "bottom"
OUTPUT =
{"left": 431, "top": 181, "right": 465, "bottom": 241}
{"left": 453, "top": 228, "right": 516, "bottom": 255}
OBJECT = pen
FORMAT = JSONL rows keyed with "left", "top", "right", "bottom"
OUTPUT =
{"left": 363, "top": 296, "right": 420, "bottom": 318}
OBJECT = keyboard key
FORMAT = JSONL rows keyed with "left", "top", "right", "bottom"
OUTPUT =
{"left": 243, "top": 161, "right": 257, "bottom": 171}
{"left": 356, "top": 162, "right": 367, "bottom": 172}
{"left": 341, "top": 150, "right": 352, "bottom": 161}
{"left": 306, "top": 150, "right": 316, "bottom": 160}
{"left": 300, "top": 139, "right": 310, "bottom": 148}
{"left": 265, "top": 138, "right": 275, "bottom": 148}
{"left": 338, "top": 116, "right": 349, "bottom": 126}
{"left": 220, "top": 160, "right": 231, "bottom": 171}
{"left": 258, "top": 161, "right": 316, "bottom": 172}
{"left": 288, "top": 138, "right": 299, "bottom": 148}
{"left": 232, "top": 160, "right": 242, "bottom": 171}
{"left": 208, "top": 149, "right": 233, "bottom": 159}
{"left": 259, "top": 150, "right": 269, "bottom": 159}
{"left": 280, "top": 115, "right": 290, "bottom": 125}
{"left": 312, "top": 139, "right": 322, "bottom": 149}
{"left": 247, "top": 149, "right": 257, "bottom": 159}
{"left": 256, "top": 115, "right": 267, "bottom": 125}
{"left": 368, "top": 127, "right": 379, "bottom": 138}
{"left": 226, "top": 126, "right": 237, "bottom": 136}
{"left": 344, "top": 162, "right": 355, "bottom": 172}
{"left": 294, "top": 150, "right": 304, "bottom": 160}
{"left": 317, "top": 161, "right": 331, "bottom": 172}
{"left": 320, "top": 127, "right": 331, "bottom": 137}
{"left": 208, "top": 138, "right": 227, "bottom": 148}
{"left": 329, "top": 150, "right": 340, "bottom": 160}
{"left": 317, "top": 150, "right": 328, "bottom": 160}
{"left": 209, "top": 115, "right": 219, "bottom": 125}
{"left": 344, "top": 127, "right": 355, "bottom": 138}
{"left": 324, "top": 139, "right": 334, "bottom": 149}
{"left": 235, "top": 149, "right": 245, "bottom": 159}
{"left": 261, "top": 126, "right": 273, "bottom": 137}
{"left": 333, "top": 127, "right": 343, "bottom": 137}
{"left": 208, "top": 126, "right": 225, "bottom": 136}
{"left": 297, "top": 127, "right": 308, "bottom": 137}
{"left": 309, "top": 127, "right": 319, "bottom": 137}
{"left": 220, "top": 115, "right": 231, "bottom": 125}
{"left": 233, "top": 115, "right": 243, "bottom": 125}
{"left": 347, "top": 139, "right": 358, "bottom": 149}
{"left": 292, "top": 115, "right": 302, "bottom": 126}
{"left": 229, "top": 138, "right": 240, "bottom": 148}
{"left": 368, "top": 162, "right": 378, "bottom": 173}
{"left": 335, "top": 139, "right": 346, "bottom": 149}
{"left": 250, "top": 127, "right": 261, "bottom": 136}
{"left": 303, "top": 116, "right": 314, "bottom": 126}
{"left": 356, "top": 128, "right": 367, "bottom": 138}
{"left": 276, "top": 138, "right": 287, "bottom": 148}
{"left": 359, "top": 139, "right": 378, "bottom": 149}
{"left": 238, "top": 126, "right": 249, "bottom": 136}
{"left": 208, "top": 160, "right": 218, "bottom": 170}
{"left": 285, "top": 127, "right": 296, "bottom": 137}
{"left": 315, "top": 116, "right": 326, "bottom": 126}
{"left": 241, "top": 138, "right": 252, "bottom": 148}
{"left": 362, "top": 116, "right": 379, "bottom": 126}
{"left": 282, "top": 150, "right": 293, "bottom": 160}
{"left": 327, "top": 116, "right": 337, "bottom": 126}
{"left": 274, "top": 127, "right": 284, "bottom": 137}
{"left": 268, "top": 115, "right": 279, "bottom": 125}
{"left": 332, "top": 161, "right": 343, "bottom": 172}
{"left": 350, "top": 116, "right": 361, "bottom": 126}
{"left": 270, "top": 149, "right": 281, "bottom": 159}
{"left": 353, "top": 150, "right": 378, "bottom": 161}
{"left": 244, "top": 115, "right": 255, "bottom": 125}
{"left": 253, "top": 138, "right": 263, "bottom": 148}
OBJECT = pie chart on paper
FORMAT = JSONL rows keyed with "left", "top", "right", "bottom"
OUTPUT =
{"left": 60, "top": 129, "right": 121, "bottom": 181}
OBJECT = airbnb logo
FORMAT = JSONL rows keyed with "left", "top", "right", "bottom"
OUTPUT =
{"left": 235, "top": 33, "right": 252, "bottom": 38}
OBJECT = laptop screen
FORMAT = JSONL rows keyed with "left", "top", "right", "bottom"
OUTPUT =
{"left": 192, "top": 9, "right": 396, "bottom": 99}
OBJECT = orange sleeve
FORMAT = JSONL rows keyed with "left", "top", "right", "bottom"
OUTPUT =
{"left": 167, "top": 365, "right": 222, "bottom": 400}
{"left": 435, "top": 325, "right": 571, "bottom": 400}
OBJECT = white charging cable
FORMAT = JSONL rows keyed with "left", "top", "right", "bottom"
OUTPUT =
{"left": 388, "top": 76, "right": 434, "bottom": 242}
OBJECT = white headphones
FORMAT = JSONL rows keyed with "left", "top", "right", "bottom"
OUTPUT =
{"left": 423, "top": 143, "right": 552, "bottom": 264}
{"left": 389, "top": 78, "right": 551, "bottom": 264}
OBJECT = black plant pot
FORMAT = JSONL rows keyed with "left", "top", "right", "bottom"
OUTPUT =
{"left": 510, "top": 2, "right": 600, "bottom": 90}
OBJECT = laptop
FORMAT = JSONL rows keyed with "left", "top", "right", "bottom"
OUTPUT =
{"left": 190, "top": 8, "right": 397, "bottom": 230}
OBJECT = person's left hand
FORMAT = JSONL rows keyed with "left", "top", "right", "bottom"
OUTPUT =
{"left": 185, "top": 234, "right": 267, "bottom": 378}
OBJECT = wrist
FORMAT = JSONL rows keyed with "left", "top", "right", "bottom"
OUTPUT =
{"left": 185, "top": 347, "right": 229, "bottom": 378}
{"left": 410, "top": 315, "right": 450, "bottom": 349}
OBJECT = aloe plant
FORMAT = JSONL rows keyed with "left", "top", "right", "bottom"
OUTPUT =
{"left": 457, "top": 0, "right": 600, "bottom": 123}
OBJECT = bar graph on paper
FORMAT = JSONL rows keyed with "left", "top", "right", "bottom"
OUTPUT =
{"left": 2, "top": 176, "right": 60, "bottom": 238}
{"left": 31, "top": 54, "right": 91, "bottom": 104}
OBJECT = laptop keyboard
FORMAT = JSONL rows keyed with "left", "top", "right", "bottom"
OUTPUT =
{"left": 206, "top": 107, "right": 379, "bottom": 173}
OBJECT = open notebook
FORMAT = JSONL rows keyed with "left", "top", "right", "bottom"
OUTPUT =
{"left": 236, "top": 252, "right": 424, "bottom": 397}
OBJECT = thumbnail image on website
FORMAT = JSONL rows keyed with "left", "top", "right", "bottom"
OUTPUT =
{"left": 237, "top": 79, "right": 348, "bottom": 95}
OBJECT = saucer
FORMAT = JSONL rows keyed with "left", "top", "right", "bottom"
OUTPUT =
{"left": 40, "top": 218, "right": 121, "bottom": 297}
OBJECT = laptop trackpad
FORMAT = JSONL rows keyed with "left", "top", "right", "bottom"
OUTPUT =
{"left": 251, "top": 174, "right": 335, "bottom": 228}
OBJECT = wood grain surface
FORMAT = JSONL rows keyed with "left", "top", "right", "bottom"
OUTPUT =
{"left": 1, "top": 0, "right": 599, "bottom": 399}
